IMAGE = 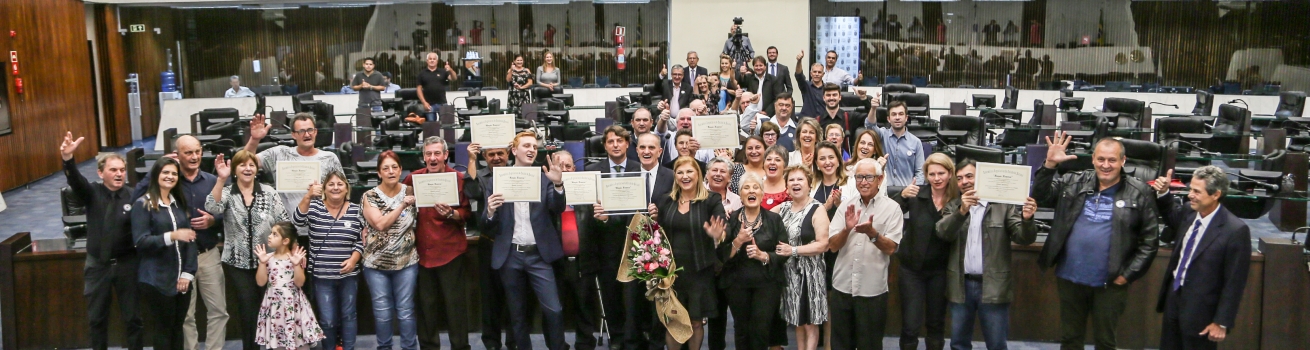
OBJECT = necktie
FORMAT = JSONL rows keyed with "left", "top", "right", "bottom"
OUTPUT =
{"left": 770, "top": 63, "right": 776, "bottom": 76}
{"left": 613, "top": 165, "right": 623, "bottom": 173}
{"left": 646, "top": 172, "right": 654, "bottom": 201}
{"left": 1172, "top": 219, "right": 1203, "bottom": 291}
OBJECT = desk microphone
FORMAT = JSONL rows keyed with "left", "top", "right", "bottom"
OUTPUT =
{"left": 1163, "top": 139, "right": 1222, "bottom": 157}
{"left": 1148, "top": 102, "right": 1179, "bottom": 109}
{"left": 1229, "top": 171, "right": 1281, "bottom": 193}
{"left": 1069, "top": 140, "right": 1092, "bottom": 149}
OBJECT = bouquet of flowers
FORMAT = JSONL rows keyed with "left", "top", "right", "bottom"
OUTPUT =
{"left": 623, "top": 214, "right": 679, "bottom": 281}
{"left": 617, "top": 214, "right": 692, "bottom": 343}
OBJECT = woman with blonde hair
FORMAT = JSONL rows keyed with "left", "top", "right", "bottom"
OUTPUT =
{"left": 715, "top": 54, "right": 741, "bottom": 112}
{"left": 789, "top": 118, "right": 821, "bottom": 168}
{"left": 648, "top": 156, "right": 728, "bottom": 350}
{"left": 891, "top": 152, "right": 958, "bottom": 350}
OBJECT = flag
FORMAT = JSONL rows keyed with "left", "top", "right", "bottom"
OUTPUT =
{"left": 1096, "top": 9, "right": 1105, "bottom": 46}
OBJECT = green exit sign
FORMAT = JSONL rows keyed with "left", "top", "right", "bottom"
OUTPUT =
{"left": 129, "top": 24, "right": 145, "bottom": 33}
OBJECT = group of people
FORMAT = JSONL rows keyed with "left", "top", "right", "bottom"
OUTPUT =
{"left": 72, "top": 45, "right": 1250, "bottom": 350}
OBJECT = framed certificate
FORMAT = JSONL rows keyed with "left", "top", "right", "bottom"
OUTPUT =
{"left": 561, "top": 171, "right": 600, "bottom": 205}
{"left": 599, "top": 176, "right": 649, "bottom": 213}
{"left": 470, "top": 114, "right": 517, "bottom": 148}
{"left": 974, "top": 162, "right": 1032, "bottom": 205}
{"left": 493, "top": 167, "right": 542, "bottom": 202}
{"left": 692, "top": 115, "right": 741, "bottom": 149}
{"left": 276, "top": 161, "right": 321, "bottom": 193}
{"left": 411, "top": 173, "right": 460, "bottom": 207}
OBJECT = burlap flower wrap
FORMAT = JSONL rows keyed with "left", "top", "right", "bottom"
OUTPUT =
{"left": 616, "top": 214, "right": 692, "bottom": 343}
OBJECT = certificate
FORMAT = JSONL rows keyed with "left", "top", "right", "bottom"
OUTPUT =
{"left": 561, "top": 171, "right": 600, "bottom": 205}
{"left": 599, "top": 176, "right": 649, "bottom": 212}
{"left": 470, "top": 114, "right": 517, "bottom": 148}
{"left": 493, "top": 167, "right": 542, "bottom": 202}
{"left": 974, "top": 162, "right": 1032, "bottom": 205}
{"left": 276, "top": 161, "right": 321, "bottom": 193}
{"left": 411, "top": 173, "right": 460, "bottom": 207}
{"left": 692, "top": 115, "right": 741, "bottom": 149}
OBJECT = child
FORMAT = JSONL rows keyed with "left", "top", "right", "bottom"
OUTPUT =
{"left": 255, "top": 222, "right": 326, "bottom": 350}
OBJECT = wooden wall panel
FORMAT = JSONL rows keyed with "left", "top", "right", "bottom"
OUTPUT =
{"left": 94, "top": 4, "right": 132, "bottom": 147}
{"left": 0, "top": 0, "right": 100, "bottom": 191}
{"left": 119, "top": 7, "right": 177, "bottom": 137}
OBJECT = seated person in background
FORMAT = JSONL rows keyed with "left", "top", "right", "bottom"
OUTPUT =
{"left": 225, "top": 76, "right": 256, "bottom": 98}
{"left": 381, "top": 72, "right": 402, "bottom": 94}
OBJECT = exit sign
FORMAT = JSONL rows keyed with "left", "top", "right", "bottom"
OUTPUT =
{"left": 129, "top": 24, "right": 145, "bottom": 33}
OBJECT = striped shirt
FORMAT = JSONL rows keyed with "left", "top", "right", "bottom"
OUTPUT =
{"left": 292, "top": 199, "right": 366, "bottom": 278}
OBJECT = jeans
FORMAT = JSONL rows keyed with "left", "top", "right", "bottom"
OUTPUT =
{"left": 950, "top": 279, "right": 1010, "bottom": 350}
{"left": 425, "top": 104, "right": 445, "bottom": 122}
{"left": 315, "top": 275, "right": 360, "bottom": 350}
{"left": 899, "top": 267, "right": 947, "bottom": 350}
{"left": 1056, "top": 278, "right": 1128, "bottom": 350}
{"left": 364, "top": 265, "right": 420, "bottom": 350}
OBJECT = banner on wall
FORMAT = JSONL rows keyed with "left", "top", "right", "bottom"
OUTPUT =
{"left": 816, "top": 17, "right": 861, "bottom": 78}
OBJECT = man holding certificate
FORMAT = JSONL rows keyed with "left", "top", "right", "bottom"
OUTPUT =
{"left": 463, "top": 142, "right": 515, "bottom": 350}
{"left": 245, "top": 113, "right": 344, "bottom": 227}
{"left": 481, "top": 131, "right": 569, "bottom": 350}
{"left": 572, "top": 125, "right": 642, "bottom": 348}
{"left": 402, "top": 137, "right": 473, "bottom": 350}
{"left": 1034, "top": 133, "right": 1160, "bottom": 350}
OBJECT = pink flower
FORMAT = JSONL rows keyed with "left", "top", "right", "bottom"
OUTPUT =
{"left": 653, "top": 236, "right": 662, "bottom": 245}
{"left": 645, "top": 262, "right": 658, "bottom": 272}
{"left": 640, "top": 252, "right": 651, "bottom": 262}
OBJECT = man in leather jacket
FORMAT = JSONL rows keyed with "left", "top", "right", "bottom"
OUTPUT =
{"left": 1033, "top": 133, "right": 1160, "bottom": 350}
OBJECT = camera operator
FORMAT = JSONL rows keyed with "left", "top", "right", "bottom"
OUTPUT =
{"left": 723, "top": 18, "right": 755, "bottom": 71}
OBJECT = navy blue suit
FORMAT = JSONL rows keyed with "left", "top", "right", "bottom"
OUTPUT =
{"left": 1155, "top": 196, "right": 1251, "bottom": 350}
{"left": 481, "top": 172, "right": 568, "bottom": 350}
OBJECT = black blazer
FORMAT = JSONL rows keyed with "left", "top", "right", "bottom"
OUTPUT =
{"left": 131, "top": 195, "right": 198, "bottom": 296}
{"left": 653, "top": 192, "right": 726, "bottom": 272}
{"left": 682, "top": 66, "right": 710, "bottom": 87}
{"left": 717, "top": 208, "right": 788, "bottom": 288}
{"left": 481, "top": 173, "right": 567, "bottom": 269}
{"left": 658, "top": 79, "right": 694, "bottom": 111}
{"left": 891, "top": 189, "right": 952, "bottom": 272}
{"left": 572, "top": 159, "right": 644, "bottom": 273}
{"left": 737, "top": 72, "right": 784, "bottom": 115}
{"left": 1155, "top": 196, "right": 1251, "bottom": 333}
{"left": 648, "top": 166, "right": 675, "bottom": 202}
{"left": 767, "top": 62, "right": 794, "bottom": 93}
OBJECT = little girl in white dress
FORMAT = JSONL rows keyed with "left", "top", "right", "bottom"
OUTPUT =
{"left": 255, "top": 222, "right": 325, "bottom": 350}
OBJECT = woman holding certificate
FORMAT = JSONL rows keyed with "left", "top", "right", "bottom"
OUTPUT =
{"left": 648, "top": 156, "right": 727, "bottom": 350}
{"left": 890, "top": 153, "right": 958, "bottom": 350}
{"left": 204, "top": 150, "right": 291, "bottom": 349}
{"left": 292, "top": 170, "right": 365, "bottom": 349}
{"left": 773, "top": 166, "right": 832, "bottom": 350}
{"left": 717, "top": 172, "right": 787, "bottom": 350}
{"left": 360, "top": 151, "right": 420, "bottom": 349}
{"left": 788, "top": 118, "right": 821, "bottom": 168}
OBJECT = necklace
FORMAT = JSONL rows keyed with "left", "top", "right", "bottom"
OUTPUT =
{"left": 741, "top": 210, "right": 762, "bottom": 231}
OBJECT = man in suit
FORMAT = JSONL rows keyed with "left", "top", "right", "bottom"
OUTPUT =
{"left": 683, "top": 51, "right": 709, "bottom": 87}
{"left": 464, "top": 142, "right": 516, "bottom": 350}
{"left": 548, "top": 149, "right": 605, "bottom": 350}
{"left": 765, "top": 46, "right": 793, "bottom": 93}
{"left": 1150, "top": 166, "right": 1251, "bottom": 350}
{"left": 481, "top": 131, "right": 568, "bottom": 350}
{"left": 657, "top": 64, "right": 694, "bottom": 118}
{"left": 738, "top": 56, "right": 785, "bottom": 116}
{"left": 626, "top": 132, "right": 675, "bottom": 349}
{"left": 627, "top": 108, "right": 657, "bottom": 162}
{"left": 571, "top": 126, "right": 642, "bottom": 350}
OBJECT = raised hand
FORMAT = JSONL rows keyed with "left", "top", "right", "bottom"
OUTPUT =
{"left": 59, "top": 131, "right": 85, "bottom": 161}
{"left": 844, "top": 205, "right": 859, "bottom": 230}
{"left": 960, "top": 190, "right": 979, "bottom": 214}
{"left": 254, "top": 244, "right": 272, "bottom": 264}
{"left": 660, "top": 64, "right": 668, "bottom": 78}
{"left": 854, "top": 221, "right": 878, "bottom": 239}
{"left": 715, "top": 148, "right": 732, "bottom": 159}
{"left": 826, "top": 187, "right": 843, "bottom": 208}
{"left": 739, "top": 64, "right": 749, "bottom": 75}
{"left": 658, "top": 100, "right": 669, "bottom": 111}
{"left": 1043, "top": 131, "right": 1078, "bottom": 168}
{"left": 1152, "top": 169, "right": 1174, "bottom": 195}
{"left": 214, "top": 153, "right": 231, "bottom": 179}
{"left": 796, "top": 50, "right": 805, "bottom": 62}
{"left": 594, "top": 203, "right": 609, "bottom": 221}
{"left": 544, "top": 153, "right": 564, "bottom": 185}
{"left": 901, "top": 177, "right": 921, "bottom": 198}
{"left": 249, "top": 114, "right": 271, "bottom": 142}
{"left": 703, "top": 215, "right": 727, "bottom": 239}
{"left": 289, "top": 245, "right": 306, "bottom": 266}
{"left": 688, "top": 137, "right": 702, "bottom": 154}
{"left": 486, "top": 193, "right": 505, "bottom": 213}
{"left": 1022, "top": 197, "right": 1037, "bottom": 220}
{"left": 307, "top": 181, "right": 323, "bottom": 199}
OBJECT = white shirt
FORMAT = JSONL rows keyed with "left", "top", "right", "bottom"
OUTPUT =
{"left": 155, "top": 195, "right": 195, "bottom": 282}
{"left": 964, "top": 200, "right": 990, "bottom": 275}
{"left": 607, "top": 158, "right": 629, "bottom": 174}
{"left": 753, "top": 74, "right": 767, "bottom": 110}
{"left": 641, "top": 166, "right": 659, "bottom": 201}
{"left": 512, "top": 202, "right": 535, "bottom": 245}
{"left": 828, "top": 193, "right": 903, "bottom": 297}
{"left": 1174, "top": 204, "right": 1220, "bottom": 287}
{"left": 225, "top": 86, "right": 256, "bottom": 98}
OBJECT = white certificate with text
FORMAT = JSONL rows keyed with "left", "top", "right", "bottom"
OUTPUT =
{"left": 493, "top": 167, "right": 542, "bottom": 202}
{"left": 276, "top": 161, "right": 321, "bottom": 193}
{"left": 470, "top": 114, "right": 517, "bottom": 148}
{"left": 974, "top": 162, "right": 1032, "bottom": 205}
{"left": 692, "top": 115, "right": 741, "bottom": 149}
{"left": 411, "top": 173, "right": 460, "bottom": 207}
{"left": 562, "top": 171, "right": 600, "bottom": 205}
{"left": 599, "top": 176, "right": 649, "bottom": 212}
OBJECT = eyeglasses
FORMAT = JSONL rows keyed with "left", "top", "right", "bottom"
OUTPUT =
{"left": 854, "top": 174, "right": 881, "bottom": 183}
{"left": 292, "top": 128, "right": 317, "bottom": 134}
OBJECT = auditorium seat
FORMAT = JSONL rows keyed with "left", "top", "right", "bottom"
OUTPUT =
{"left": 1121, "top": 138, "right": 1167, "bottom": 183}
{"left": 60, "top": 186, "right": 87, "bottom": 243}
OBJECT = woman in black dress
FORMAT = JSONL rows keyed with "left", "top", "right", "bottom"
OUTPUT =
{"left": 505, "top": 54, "right": 534, "bottom": 110}
{"left": 648, "top": 156, "right": 727, "bottom": 350}
{"left": 717, "top": 172, "right": 788, "bottom": 350}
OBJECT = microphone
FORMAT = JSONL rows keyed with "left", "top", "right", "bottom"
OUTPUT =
{"left": 1162, "top": 139, "right": 1221, "bottom": 157}
{"left": 1229, "top": 171, "right": 1281, "bottom": 193}
{"left": 1148, "top": 102, "right": 1179, "bottom": 109}
{"left": 1069, "top": 140, "right": 1092, "bottom": 149}
{"left": 1227, "top": 99, "right": 1249, "bottom": 108}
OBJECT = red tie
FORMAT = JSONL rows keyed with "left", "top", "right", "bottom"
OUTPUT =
{"left": 562, "top": 206, "right": 579, "bottom": 256}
